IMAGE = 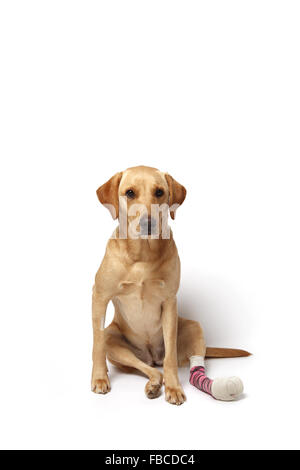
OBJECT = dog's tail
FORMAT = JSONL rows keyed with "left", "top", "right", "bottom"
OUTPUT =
{"left": 205, "top": 347, "right": 251, "bottom": 358}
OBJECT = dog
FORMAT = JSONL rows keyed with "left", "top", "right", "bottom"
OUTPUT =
{"left": 91, "top": 165, "right": 250, "bottom": 405}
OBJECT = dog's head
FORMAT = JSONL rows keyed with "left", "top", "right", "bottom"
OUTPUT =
{"left": 96, "top": 166, "right": 186, "bottom": 238}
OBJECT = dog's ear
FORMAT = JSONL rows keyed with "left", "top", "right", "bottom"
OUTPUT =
{"left": 165, "top": 173, "right": 186, "bottom": 220}
{"left": 96, "top": 172, "right": 123, "bottom": 219}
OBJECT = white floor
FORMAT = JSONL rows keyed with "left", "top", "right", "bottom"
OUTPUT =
{"left": 1, "top": 327, "right": 298, "bottom": 450}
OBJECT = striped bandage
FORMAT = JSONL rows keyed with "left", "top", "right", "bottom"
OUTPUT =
{"left": 189, "top": 355, "right": 244, "bottom": 401}
{"left": 189, "top": 366, "right": 213, "bottom": 396}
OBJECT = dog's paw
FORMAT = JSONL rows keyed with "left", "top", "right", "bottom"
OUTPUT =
{"left": 211, "top": 376, "right": 243, "bottom": 401}
{"left": 91, "top": 375, "right": 111, "bottom": 394}
{"left": 145, "top": 373, "right": 163, "bottom": 399}
{"left": 165, "top": 385, "right": 186, "bottom": 406}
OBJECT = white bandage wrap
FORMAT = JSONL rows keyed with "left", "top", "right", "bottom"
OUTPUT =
{"left": 189, "top": 355, "right": 244, "bottom": 401}
{"left": 211, "top": 376, "right": 244, "bottom": 401}
{"left": 189, "top": 355, "right": 205, "bottom": 369}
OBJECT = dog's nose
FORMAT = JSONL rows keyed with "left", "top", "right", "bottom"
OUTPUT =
{"left": 140, "top": 216, "right": 157, "bottom": 235}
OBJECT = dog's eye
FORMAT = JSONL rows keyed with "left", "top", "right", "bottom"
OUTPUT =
{"left": 155, "top": 188, "right": 164, "bottom": 198}
{"left": 125, "top": 189, "right": 135, "bottom": 199}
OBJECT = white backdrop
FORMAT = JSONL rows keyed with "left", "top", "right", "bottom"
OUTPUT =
{"left": 0, "top": 1, "right": 300, "bottom": 450}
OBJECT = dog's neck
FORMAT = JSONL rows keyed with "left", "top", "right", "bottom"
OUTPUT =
{"left": 113, "top": 227, "right": 174, "bottom": 263}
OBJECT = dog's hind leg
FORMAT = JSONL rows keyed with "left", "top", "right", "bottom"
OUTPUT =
{"left": 105, "top": 323, "right": 163, "bottom": 399}
{"left": 177, "top": 317, "right": 244, "bottom": 401}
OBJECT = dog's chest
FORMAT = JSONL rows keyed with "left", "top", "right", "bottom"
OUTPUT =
{"left": 113, "top": 263, "right": 168, "bottom": 334}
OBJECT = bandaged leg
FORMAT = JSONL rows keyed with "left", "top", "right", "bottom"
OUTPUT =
{"left": 189, "top": 356, "right": 243, "bottom": 401}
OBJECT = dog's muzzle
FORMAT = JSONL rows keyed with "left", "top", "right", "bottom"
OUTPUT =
{"left": 140, "top": 216, "right": 157, "bottom": 236}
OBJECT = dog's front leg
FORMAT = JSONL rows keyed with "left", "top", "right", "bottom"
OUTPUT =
{"left": 162, "top": 297, "right": 186, "bottom": 405}
{"left": 91, "top": 288, "right": 110, "bottom": 394}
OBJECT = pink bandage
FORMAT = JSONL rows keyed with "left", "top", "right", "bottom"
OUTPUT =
{"left": 189, "top": 366, "right": 213, "bottom": 396}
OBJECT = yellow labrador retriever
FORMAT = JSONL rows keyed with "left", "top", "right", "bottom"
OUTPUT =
{"left": 92, "top": 166, "right": 250, "bottom": 405}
